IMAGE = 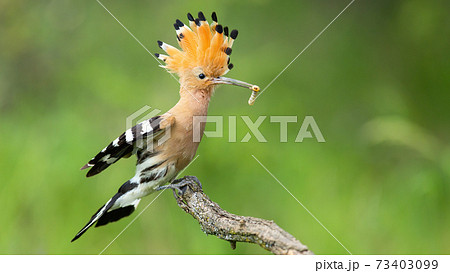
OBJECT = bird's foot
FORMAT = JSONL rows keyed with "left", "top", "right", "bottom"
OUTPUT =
{"left": 182, "top": 176, "right": 202, "bottom": 189}
{"left": 155, "top": 180, "right": 191, "bottom": 195}
{"left": 155, "top": 176, "right": 202, "bottom": 195}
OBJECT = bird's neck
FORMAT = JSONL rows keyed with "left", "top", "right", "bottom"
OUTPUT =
{"left": 171, "top": 86, "right": 213, "bottom": 117}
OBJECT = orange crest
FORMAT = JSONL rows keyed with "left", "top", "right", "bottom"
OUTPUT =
{"left": 155, "top": 12, "right": 238, "bottom": 78}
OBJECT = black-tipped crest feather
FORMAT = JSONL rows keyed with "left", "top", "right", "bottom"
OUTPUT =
{"left": 198, "top": 11, "right": 206, "bottom": 21}
{"left": 176, "top": 19, "right": 184, "bottom": 27}
{"left": 230, "top": 29, "right": 238, "bottom": 39}
{"left": 215, "top": 24, "right": 223, "bottom": 34}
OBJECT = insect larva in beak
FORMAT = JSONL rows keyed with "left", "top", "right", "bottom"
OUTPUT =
{"left": 248, "top": 85, "right": 260, "bottom": 105}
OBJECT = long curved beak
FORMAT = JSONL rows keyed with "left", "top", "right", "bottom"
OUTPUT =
{"left": 211, "top": 76, "right": 259, "bottom": 92}
{"left": 211, "top": 76, "right": 260, "bottom": 105}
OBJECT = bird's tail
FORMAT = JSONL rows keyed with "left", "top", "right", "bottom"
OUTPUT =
{"left": 71, "top": 180, "right": 141, "bottom": 242}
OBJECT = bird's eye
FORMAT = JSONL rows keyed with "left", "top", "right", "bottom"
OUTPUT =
{"left": 198, "top": 73, "right": 206, "bottom": 79}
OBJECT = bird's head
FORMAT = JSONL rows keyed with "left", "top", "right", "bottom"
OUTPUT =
{"left": 155, "top": 12, "right": 259, "bottom": 104}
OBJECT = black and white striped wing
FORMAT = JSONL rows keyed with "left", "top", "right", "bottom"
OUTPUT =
{"left": 81, "top": 115, "right": 166, "bottom": 177}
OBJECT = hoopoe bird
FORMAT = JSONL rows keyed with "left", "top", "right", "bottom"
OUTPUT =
{"left": 72, "top": 11, "right": 260, "bottom": 242}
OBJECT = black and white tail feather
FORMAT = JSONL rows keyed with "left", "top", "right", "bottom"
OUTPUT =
{"left": 71, "top": 178, "right": 140, "bottom": 242}
{"left": 72, "top": 115, "right": 175, "bottom": 242}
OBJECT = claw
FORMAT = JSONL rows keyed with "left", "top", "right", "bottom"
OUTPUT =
{"left": 184, "top": 176, "right": 202, "bottom": 189}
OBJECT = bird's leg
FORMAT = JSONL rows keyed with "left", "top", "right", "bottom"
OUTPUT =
{"left": 155, "top": 176, "right": 202, "bottom": 195}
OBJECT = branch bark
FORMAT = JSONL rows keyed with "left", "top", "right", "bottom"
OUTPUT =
{"left": 170, "top": 176, "right": 313, "bottom": 255}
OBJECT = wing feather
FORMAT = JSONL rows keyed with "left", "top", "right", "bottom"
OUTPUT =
{"left": 81, "top": 115, "right": 173, "bottom": 177}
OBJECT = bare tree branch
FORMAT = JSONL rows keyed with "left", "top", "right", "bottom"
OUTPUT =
{"left": 168, "top": 176, "right": 313, "bottom": 255}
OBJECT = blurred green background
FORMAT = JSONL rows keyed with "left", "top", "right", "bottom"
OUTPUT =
{"left": 0, "top": 0, "right": 449, "bottom": 254}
